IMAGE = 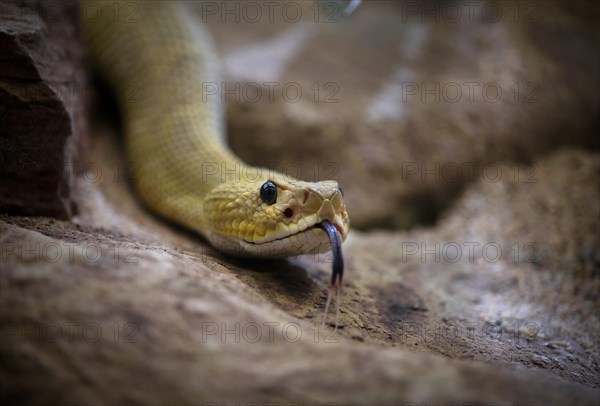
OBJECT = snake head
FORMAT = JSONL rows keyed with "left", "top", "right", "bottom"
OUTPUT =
{"left": 203, "top": 171, "right": 349, "bottom": 258}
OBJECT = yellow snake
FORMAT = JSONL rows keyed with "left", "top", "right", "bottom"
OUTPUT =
{"left": 82, "top": 1, "right": 349, "bottom": 293}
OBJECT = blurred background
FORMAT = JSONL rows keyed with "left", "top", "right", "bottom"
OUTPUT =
{"left": 1, "top": 1, "right": 599, "bottom": 404}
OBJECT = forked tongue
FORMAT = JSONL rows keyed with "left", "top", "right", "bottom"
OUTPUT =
{"left": 317, "top": 220, "right": 344, "bottom": 330}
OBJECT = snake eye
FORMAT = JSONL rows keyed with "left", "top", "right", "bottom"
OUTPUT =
{"left": 260, "top": 181, "right": 277, "bottom": 205}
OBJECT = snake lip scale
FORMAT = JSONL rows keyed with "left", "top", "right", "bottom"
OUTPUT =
{"left": 244, "top": 226, "right": 341, "bottom": 246}
{"left": 243, "top": 216, "right": 346, "bottom": 246}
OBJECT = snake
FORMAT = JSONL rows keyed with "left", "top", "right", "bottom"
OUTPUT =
{"left": 81, "top": 1, "right": 350, "bottom": 303}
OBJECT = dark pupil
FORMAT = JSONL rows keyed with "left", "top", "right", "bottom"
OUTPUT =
{"left": 260, "top": 181, "right": 277, "bottom": 205}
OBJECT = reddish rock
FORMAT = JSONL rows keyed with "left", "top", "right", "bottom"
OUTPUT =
{"left": 0, "top": 1, "right": 87, "bottom": 218}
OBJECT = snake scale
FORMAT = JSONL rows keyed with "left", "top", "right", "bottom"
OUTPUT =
{"left": 82, "top": 1, "right": 350, "bottom": 298}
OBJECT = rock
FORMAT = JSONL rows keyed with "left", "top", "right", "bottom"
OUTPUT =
{"left": 1, "top": 1, "right": 598, "bottom": 404}
{"left": 0, "top": 121, "right": 598, "bottom": 402}
{"left": 323, "top": 148, "right": 599, "bottom": 390}
{"left": 199, "top": 1, "right": 600, "bottom": 228}
{"left": 0, "top": 0, "right": 87, "bottom": 218}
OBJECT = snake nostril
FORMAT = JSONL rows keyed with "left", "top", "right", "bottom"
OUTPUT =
{"left": 284, "top": 208, "right": 294, "bottom": 218}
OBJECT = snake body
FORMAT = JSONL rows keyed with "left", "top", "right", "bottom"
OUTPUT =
{"left": 82, "top": 1, "right": 349, "bottom": 263}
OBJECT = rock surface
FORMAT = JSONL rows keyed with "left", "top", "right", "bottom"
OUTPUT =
{"left": 1, "top": 1, "right": 599, "bottom": 405}
{"left": 1, "top": 122, "right": 598, "bottom": 403}
{"left": 0, "top": 0, "right": 87, "bottom": 218}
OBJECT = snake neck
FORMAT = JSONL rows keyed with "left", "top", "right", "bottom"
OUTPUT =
{"left": 83, "top": 0, "right": 245, "bottom": 235}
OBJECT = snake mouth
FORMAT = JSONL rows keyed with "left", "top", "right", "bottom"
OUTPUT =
{"left": 246, "top": 215, "right": 347, "bottom": 246}
{"left": 236, "top": 218, "right": 346, "bottom": 259}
